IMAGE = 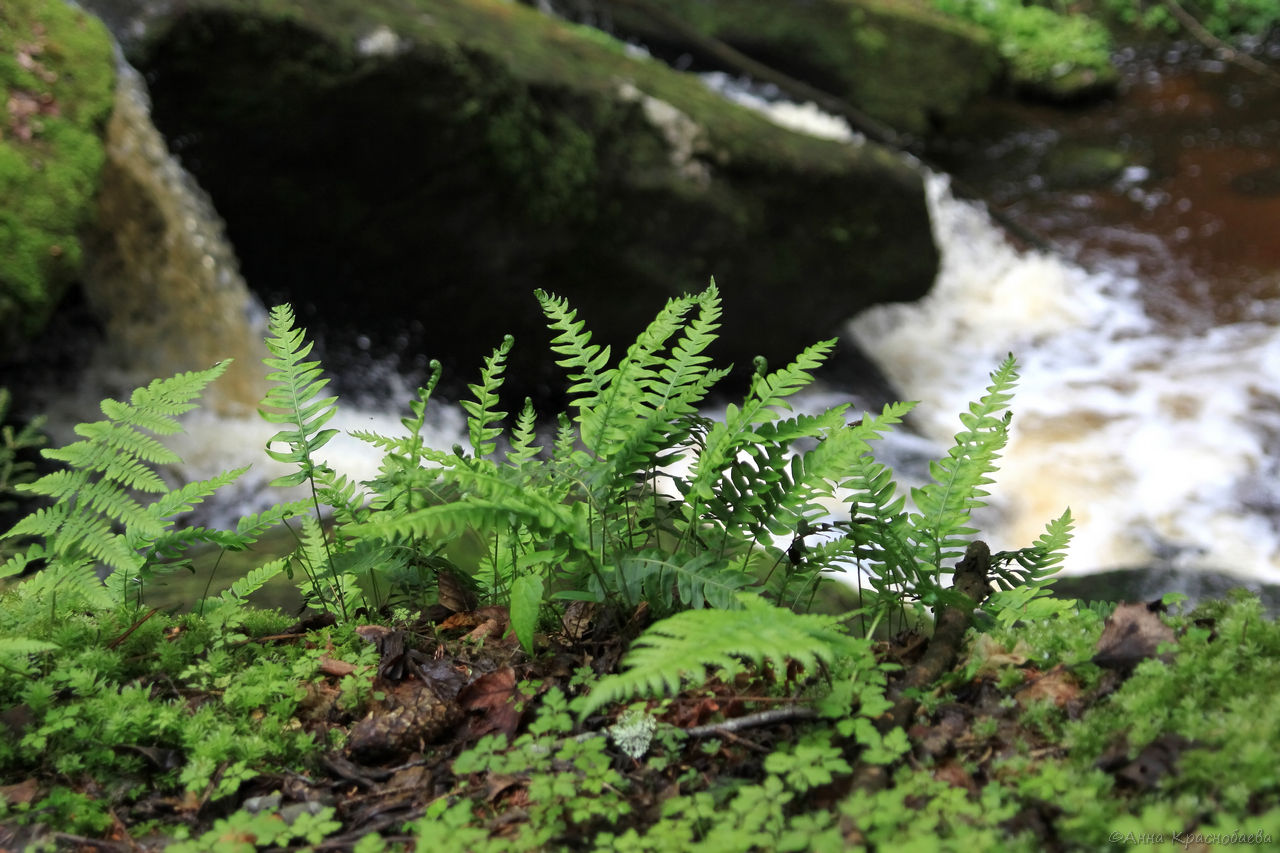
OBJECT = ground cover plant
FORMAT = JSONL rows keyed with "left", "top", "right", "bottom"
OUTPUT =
{"left": 1, "top": 284, "right": 1278, "bottom": 849}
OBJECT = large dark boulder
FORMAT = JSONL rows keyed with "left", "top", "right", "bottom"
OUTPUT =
{"left": 128, "top": 0, "right": 938, "bottom": 400}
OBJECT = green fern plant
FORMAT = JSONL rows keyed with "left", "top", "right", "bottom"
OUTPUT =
{"left": 356, "top": 286, "right": 1071, "bottom": 658}
{"left": 0, "top": 362, "right": 250, "bottom": 609}
{"left": 578, "top": 591, "right": 867, "bottom": 717}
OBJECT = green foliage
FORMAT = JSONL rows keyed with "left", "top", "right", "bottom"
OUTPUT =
{"left": 0, "top": 362, "right": 250, "bottom": 609}
{"left": 0, "top": 0, "right": 115, "bottom": 341}
{"left": 0, "top": 387, "right": 45, "bottom": 516}
{"left": 1103, "top": 0, "right": 1280, "bottom": 39}
{"left": 932, "top": 0, "right": 1114, "bottom": 87}
{"left": 580, "top": 592, "right": 868, "bottom": 718}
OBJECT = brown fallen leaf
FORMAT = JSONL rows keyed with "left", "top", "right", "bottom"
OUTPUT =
{"left": 0, "top": 777, "right": 39, "bottom": 806}
{"left": 1015, "top": 665, "right": 1081, "bottom": 709}
{"left": 458, "top": 667, "right": 522, "bottom": 739}
{"left": 1093, "top": 601, "right": 1176, "bottom": 672}
{"left": 317, "top": 655, "right": 358, "bottom": 677}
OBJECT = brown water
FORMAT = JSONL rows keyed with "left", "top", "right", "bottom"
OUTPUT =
{"left": 929, "top": 43, "right": 1280, "bottom": 332}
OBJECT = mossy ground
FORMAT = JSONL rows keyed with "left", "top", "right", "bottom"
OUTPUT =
{"left": 1, "top": 588, "right": 1278, "bottom": 849}
{"left": 0, "top": 0, "right": 114, "bottom": 354}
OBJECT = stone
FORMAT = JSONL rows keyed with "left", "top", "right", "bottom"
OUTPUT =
{"left": 121, "top": 0, "right": 939, "bottom": 401}
{"left": 581, "top": 0, "right": 1001, "bottom": 138}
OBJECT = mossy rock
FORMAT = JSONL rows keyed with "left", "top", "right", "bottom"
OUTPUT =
{"left": 1043, "top": 143, "right": 1129, "bottom": 189}
{"left": 0, "top": 0, "right": 115, "bottom": 358}
{"left": 125, "top": 0, "right": 938, "bottom": 397}
{"left": 585, "top": 0, "right": 1001, "bottom": 138}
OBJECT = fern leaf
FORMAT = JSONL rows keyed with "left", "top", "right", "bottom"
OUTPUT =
{"left": 146, "top": 467, "right": 250, "bottom": 523}
{"left": 991, "top": 507, "right": 1074, "bottom": 591}
{"left": 578, "top": 290, "right": 694, "bottom": 459}
{"left": 579, "top": 593, "right": 864, "bottom": 717}
{"left": 687, "top": 339, "right": 836, "bottom": 504}
{"left": 910, "top": 355, "right": 1018, "bottom": 576}
{"left": 537, "top": 289, "right": 612, "bottom": 404}
{"left": 227, "top": 557, "right": 288, "bottom": 602}
{"left": 506, "top": 398, "right": 541, "bottom": 467}
{"left": 463, "top": 336, "right": 513, "bottom": 458}
{"left": 259, "top": 304, "right": 340, "bottom": 488}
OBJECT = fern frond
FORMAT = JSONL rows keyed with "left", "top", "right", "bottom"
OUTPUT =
{"left": 990, "top": 508, "right": 1074, "bottom": 591}
{"left": 590, "top": 286, "right": 727, "bottom": 491}
{"left": 235, "top": 499, "right": 312, "bottom": 542}
{"left": 506, "top": 398, "right": 541, "bottom": 468}
{"left": 537, "top": 288, "right": 612, "bottom": 404}
{"left": 227, "top": 557, "right": 288, "bottom": 602}
{"left": 687, "top": 339, "right": 836, "bottom": 504}
{"left": 836, "top": 402, "right": 919, "bottom": 591}
{"left": 578, "top": 290, "right": 695, "bottom": 460}
{"left": 259, "top": 304, "right": 339, "bottom": 489}
{"left": 462, "top": 335, "right": 513, "bottom": 458}
{"left": 909, "top": 355, "right": 1018, "bottom": 576}
{"left": 579, "top": 593, "right": 864, "bottom": 717}
{"left": 145, "top": 467, "right": 250, "bottom": 524}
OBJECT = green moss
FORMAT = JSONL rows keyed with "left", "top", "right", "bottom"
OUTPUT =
{"left": 0, "top": 0, "right": 115, "bottom": 351}
{"left": 932, "top": 0, "right": 1117, "bottom": 96}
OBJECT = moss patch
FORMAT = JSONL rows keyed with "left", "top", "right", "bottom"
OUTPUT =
{"left": 0, "top": 0, "right": 114, "bottom": 355}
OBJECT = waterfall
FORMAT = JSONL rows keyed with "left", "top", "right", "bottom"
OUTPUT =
{"left": 79, "top": 62, "right": 269, "bottom": 416}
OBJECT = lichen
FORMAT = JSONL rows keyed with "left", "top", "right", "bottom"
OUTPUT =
{"left": 0, "top": 0, "right": 115, "bottom": 353}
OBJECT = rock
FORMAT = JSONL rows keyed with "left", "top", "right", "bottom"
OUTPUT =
{"left": 120, "top": 0, "right": 938, "bottom": 401}
{"left": 579, "top": 0, "right": 1001, "bottom": 139}
{"left": 1043, "top": 144, "right": 1128, "bottom": 189}
{"left": 0, "top": 0, "right": 115, "bottom": 360}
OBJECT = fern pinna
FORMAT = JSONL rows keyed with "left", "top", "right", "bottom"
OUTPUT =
{"left": 0, "top": 362, "right": 249, "bottom": 608}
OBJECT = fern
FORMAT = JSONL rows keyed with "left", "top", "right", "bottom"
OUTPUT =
{"left": 0, "top": 362, "right": 241, "bottom": 608}
{"left": 463, "top": 336, "right": 513, "bottom": 458}
{"left": 259, "top": 304, "right": 340, "bottom": 490}
{"left": 579, "top": 592, "right": 867, "bottom": 718}
{"left": 258, "top": 305, "right": 354, "bottom": 616}
{"left": 909, "top": 355, "right": 1018, "bottom": 585}
{"left": 0, "top": 388, "right": 46, "bottom": 516}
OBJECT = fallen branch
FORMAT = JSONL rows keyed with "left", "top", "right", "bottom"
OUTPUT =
{"left": 849, "top": 540, "right": 992, "bottom": 794}
{"left": 1160, "top": 0, "right": 1280, "bottom": 84}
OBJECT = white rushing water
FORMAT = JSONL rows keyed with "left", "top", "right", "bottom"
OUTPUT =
{"left": 853, "top": 175, "right": 1280, "bottom": 584}
{"left": 704, "top": 72, "right": 1280, "bottom": 585}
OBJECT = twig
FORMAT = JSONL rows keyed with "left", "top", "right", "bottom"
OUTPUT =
{"left": 684, "top": 706, "right": 818, "bottom": 738}
{"left": 1161, "top": 0, "right": 1280, "bottom": 83}
{"left": 848, "top": 541, "right": 992, "bottom": 795}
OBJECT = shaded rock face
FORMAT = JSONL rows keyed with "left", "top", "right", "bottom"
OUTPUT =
{"left": 130, "top": 1, "right": 937, "bottom": 402}
{"left": 578, "top": 0, "right": 1000, "bottom": 139}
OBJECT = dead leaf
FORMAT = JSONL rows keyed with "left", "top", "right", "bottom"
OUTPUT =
{"left": 1093, "top": 602, "right": 1176, "bottom": 672}
{"left": 1097, "top": 733, "right": 1195, "bottom": 791}
{"left": 458, "top": 667, "right": 521, "bottom": 739}
{"left": 1015, "top": 665, "right": 1081, "bottom": 709}
{"left": 318, "top": 655, "right": 358, "bottom": 677}
{"left": 0, "top": 778, "right": 39, "bottom": 806}
{"left": 968, "top": 633, "right": 1033, "bottom": 678}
